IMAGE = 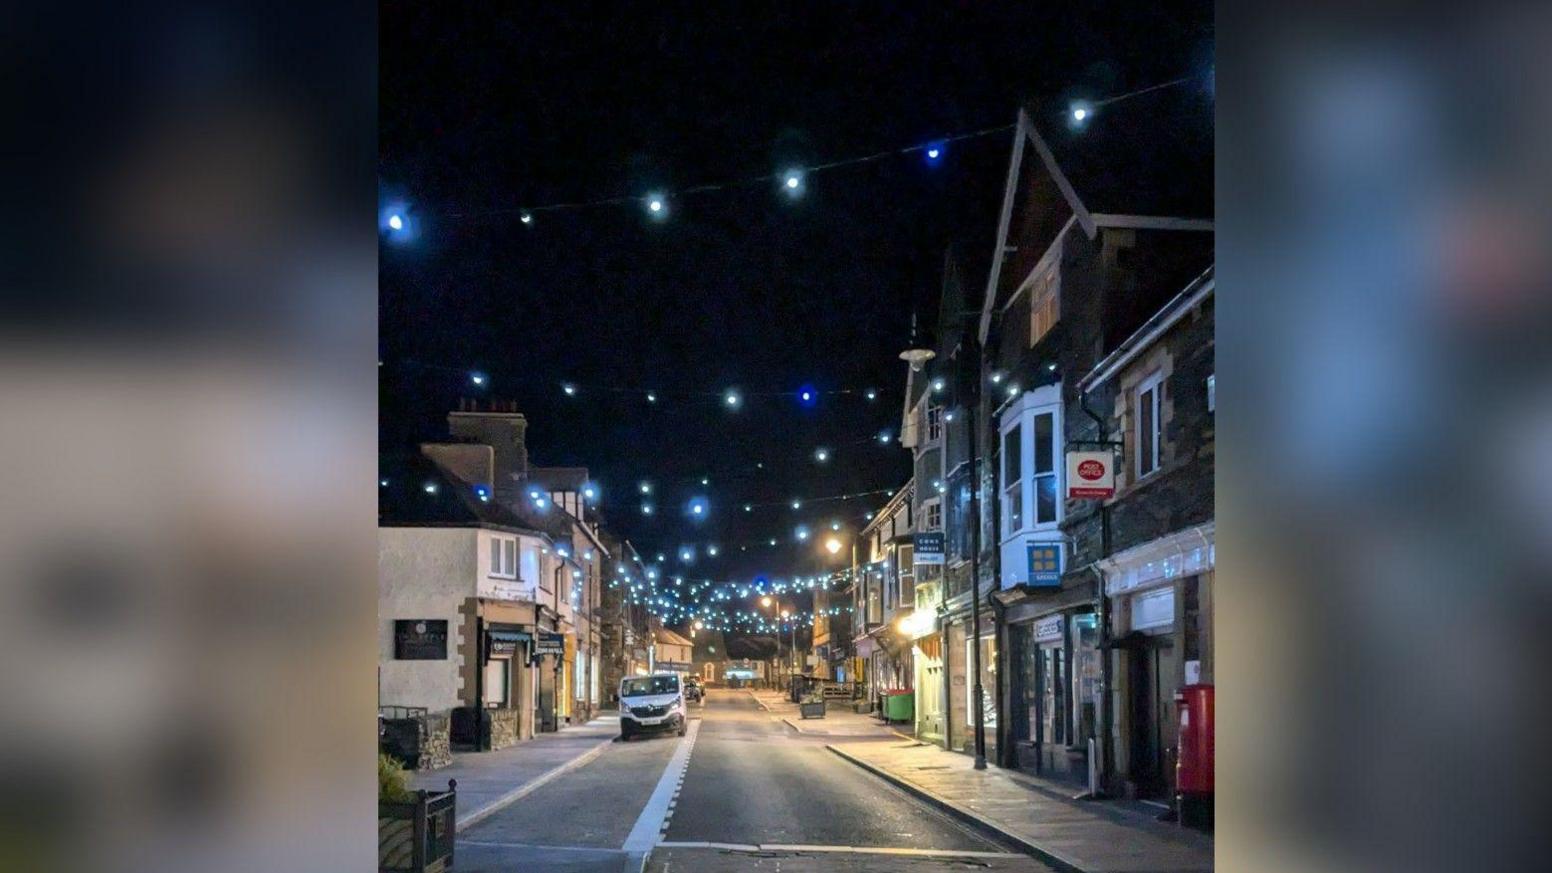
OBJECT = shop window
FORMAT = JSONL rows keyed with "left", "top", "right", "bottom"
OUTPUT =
{"left": 965, "top": 635, "right": 998, "bottom": 729}
{"left": 484, "top": 658, "right": 509, "bottom": 707}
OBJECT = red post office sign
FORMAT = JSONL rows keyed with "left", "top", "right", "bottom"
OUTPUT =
{"left": 1066, "top": 450, "right": 1115, "bottom": 499}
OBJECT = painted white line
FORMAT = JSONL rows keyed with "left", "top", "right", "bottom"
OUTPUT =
{"left": 653, "top": 840, "right": 1020, "bottom": 859}
{"left": 455, "top": 735, "right": 614, "bottom": 831}
{"left": 759, "top": 844, "right": 1022, "bottom": 858}
{"left": 459, "top": 840, "right": 627, "bottom": 854}
{"left": 622, "top": 718, "right": 701, "bottom": 856}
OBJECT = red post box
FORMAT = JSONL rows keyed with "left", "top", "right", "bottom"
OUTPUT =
{"left": 1174, "top": 684, "right": 1213, "bottom": 830}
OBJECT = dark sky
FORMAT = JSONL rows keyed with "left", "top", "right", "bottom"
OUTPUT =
{"left": 380, "top": 4, "right": 1213, "bottom": 582}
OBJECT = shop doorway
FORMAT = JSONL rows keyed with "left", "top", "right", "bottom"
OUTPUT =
{"left": 1126, "top": 635, "right": 1179, "bottom": 798}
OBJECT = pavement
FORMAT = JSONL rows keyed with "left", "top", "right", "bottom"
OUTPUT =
{"left": 827, "top": 739, "right": 1215, "bottom": 873}
{"left": 746, "top": 688, "right": 910, "bottom": 738}
{"left": 410, "top": 714, "right": 619, "bottom": 829}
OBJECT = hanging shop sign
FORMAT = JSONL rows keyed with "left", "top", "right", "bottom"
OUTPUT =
{"left": 394, "top": 620, "right": 448, "bottom": 660}
{"left": 1066, "top": 450, "right": 1116, "bottom": 499}
{"left": 913, "top": 531, "right": 945, "bottom": 565}
{"left": 1026, "top": 542, "right": 1063, "bottom": 587}
{"left": 533, "top": 631, "right": 565, "bottom": 657}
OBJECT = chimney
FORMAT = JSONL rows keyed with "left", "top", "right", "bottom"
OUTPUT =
{"left": 446, "top": 403, "right": 530, "bottom": 502}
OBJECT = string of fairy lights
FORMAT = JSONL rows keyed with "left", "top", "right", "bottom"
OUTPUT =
{"left": 382, "top": 73, "right": 1211, "bottom": 633}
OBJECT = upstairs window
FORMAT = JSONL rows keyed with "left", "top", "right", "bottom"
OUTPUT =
{"left": 1136, "top": 373, "right": 1164, "bottom": 479}
{"left": 1033, "top": 412, "right": 1057, "bottom": 523}
{"left": 489, "top": 537, "right": 517, "bottom": 578}
{"left": 1002, "top": 423, "right": 1022, "bottom": 536}
{"left": 926, "top": 405, "right": 943, "bottom": 443}
{"left": 1029, "top": 266, "right": 1060, "bottom": 348}
{"left": 923, "top": 498, "right": 942, "bottom": 531}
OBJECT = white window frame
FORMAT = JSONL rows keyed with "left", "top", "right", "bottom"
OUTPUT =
{"left": 922, "top": 497, "right": 942, "bottom": 531}
{"left": 926, "top": 405, "right": 943, "bottom": 444}
{"left": 489, "top": 536, "right": 517, "bottom": 579}
{"left": 998, "top": 389, "right": 1063, "bottom": 544}
{"left": 897, "top": 544, "right": 915, "bottom": 606}
{"left": 1135, "top": 371, "right": 1165, "bottom": 480}
{"left": 1002, "top": 420, "right": 1023, "bottom": 537}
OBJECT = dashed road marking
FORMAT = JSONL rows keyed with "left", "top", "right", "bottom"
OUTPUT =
{"left": 622, "top": 718, "right": 701, "bottom": 870}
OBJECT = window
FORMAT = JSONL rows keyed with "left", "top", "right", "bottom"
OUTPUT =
{"left": 898, "top": 545, "right": 915, "bottom": 605}
{"left": 484, "top": 658, "right": 509, "bottom": 707}
{"left": 926, "top": 405, "right": 943, "bottom": 443}
{"left": 1033, "top": 412, "right": 1057, "bottom": 523}
{"left": 1029, "top": 266, "right": 1060, "bottom": 347}
{"left": 1206, "top": 374, "right": 1215, "bottom": 413}
{"left": 489, "top": 537, "right": 517, "bottom": 578}
{"left": 923, "top": 499, "right": 942, "bottom": 531}
{"left": 1136, "top": 373, "right": 1164, "bottom": 479}
{"left": 965, "top": 635, "right": 998, "bottom": 729}
{"left": 1002, "top": 422, "right": 1022, "bottom": 536}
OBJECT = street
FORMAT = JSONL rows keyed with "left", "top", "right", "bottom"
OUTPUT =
{"left": 452, "top": 688, "right": 1053, "bottom": 872}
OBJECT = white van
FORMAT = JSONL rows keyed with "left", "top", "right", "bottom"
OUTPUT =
{"left": 618, "top": 673, "right": 687, "bottom": 740}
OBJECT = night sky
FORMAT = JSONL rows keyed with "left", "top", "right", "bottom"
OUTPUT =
{"left": 380, "top": 4, "right": 1213, "bottom": 583}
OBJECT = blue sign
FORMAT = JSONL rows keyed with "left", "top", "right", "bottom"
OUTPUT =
{"left": 913, "top": 532, "right": 945, "bottom": 565}
{"left": 1026, "top": 543, "right": 1062, "bottom": 586}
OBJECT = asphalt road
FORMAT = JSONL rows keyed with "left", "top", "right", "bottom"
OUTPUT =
{"left": 454, "top": 688, "right": 1054, "bottom": 873}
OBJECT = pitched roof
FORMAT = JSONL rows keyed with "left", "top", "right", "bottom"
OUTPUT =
{"left": 655, "top": 627, "right": 694, "bottom": 647}
{"left": 378, "top": 452, "right": 548, "bottom": 535}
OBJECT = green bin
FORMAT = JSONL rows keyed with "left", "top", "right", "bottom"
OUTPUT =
{"left": 883, "top": 690, "right": 914, "bottom": 723}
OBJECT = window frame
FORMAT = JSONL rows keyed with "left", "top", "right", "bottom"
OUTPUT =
{"left": 489, "top": 535, "right": 518, "bottom": 579}
{"left": 922, "top": 497, "right": 942, "bottom": 531}
{"left": 1002, "top": 421, "right": 1023, "bottom": 537}
{"left": 926, "top": 405, "right": 943, "bottom": 444}
{"left": 1135, "top": 371, "right": 1165, "bottom": 480}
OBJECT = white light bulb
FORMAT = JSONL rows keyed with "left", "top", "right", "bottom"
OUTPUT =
{"left": 1074, "top": 107, "right": 1088, "bottom": 121}
{"left": 520, "top": 212, "right": 533, "bottom": 225}
{"left": 786, "top": 175, "right": 800, "bottom": 189}
{"left": 646, "top": 392, "right": 657, "bottom": 402}
{"left": 649, "top": 199, "right": 663, "bottom": 213}
{"left": 388, "top": 214, "right": 403, "bottom": 230}
{"left": 927, "top": 147, "right": 940, "bottom": 159}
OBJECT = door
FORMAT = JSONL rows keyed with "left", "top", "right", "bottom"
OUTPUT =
{"left": 537, "top": 655, "right": 558, "bottom": 732}
{"left": 1127, "top": 638, "right": 1177, "bottom": 797}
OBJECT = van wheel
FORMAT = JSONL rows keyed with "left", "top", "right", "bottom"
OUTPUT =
{"left": 620, "top": 726, "right": 633, "bottom": 742}
{"left": 677, "top": 720, "right": 687, "bottom": 737}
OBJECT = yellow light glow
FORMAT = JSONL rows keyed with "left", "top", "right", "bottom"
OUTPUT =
{"left": 694, "top": 620, "right": 704, "bottom": 629}
{"left": 761, "top": 596, "right": 773, "bottom": 607}
{"left": 824, "top": 537, "right": 842, "bottom": 554}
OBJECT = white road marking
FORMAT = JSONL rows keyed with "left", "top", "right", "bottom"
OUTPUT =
{"left": 653, "top": 841, "right": 1021, "bottom": 859}
{"left": 622, "top": 718, "right": 701, "bottom": 860}
{"left": 459, "top": 840, "right": 627, "bottom": 853}
{"left": 455, "top": 735, "right": 614, "bottom": 831}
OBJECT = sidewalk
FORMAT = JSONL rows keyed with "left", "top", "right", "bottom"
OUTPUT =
{"left": 827, "top": 739, "right": 1213, "bottom": 873}
{"left": 411, "top": 715, "right": 619, "bottom": 830}
{"left": 748, "top": 690, "right": 906, "bottom": 738}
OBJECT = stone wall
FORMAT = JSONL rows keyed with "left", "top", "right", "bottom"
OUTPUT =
{"left": 381, "top": 710, "right": 453, "bottom": 770}
{"left": 489, "top": 707, "right": 521, "bottom": 750}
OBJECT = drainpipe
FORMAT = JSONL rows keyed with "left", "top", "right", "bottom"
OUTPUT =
{"left": 1080, "top": 388, "right": 1115, "bottom": 796}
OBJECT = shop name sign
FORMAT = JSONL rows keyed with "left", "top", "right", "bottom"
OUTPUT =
{"left": 1066, "top": 450, "right": 1115, "bottom": 499}
{"left": 533, "top": 632, "right": 565, "bottom": 657}
{"left": 1026, "top": 543, "right": 1062, "bottom": 587}
{"left": 913, "top": 531, "right": 945, "bottom": 565}
{"left": 394, "top": 620, "right": 447, "bottom": 660}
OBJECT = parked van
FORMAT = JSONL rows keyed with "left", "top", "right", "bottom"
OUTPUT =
{"left": 618, "top": 673, "right": 687, "bottom": 740}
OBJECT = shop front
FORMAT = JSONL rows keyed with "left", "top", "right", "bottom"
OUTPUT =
{"left": 911, "top": 631, "right": 945, "bottom": 743}
{"left": 1004, "top": 604, "right": 1101, "bottom": 785}
{"left": 1099, "top": 523, "right": 1214, "bottom": 801}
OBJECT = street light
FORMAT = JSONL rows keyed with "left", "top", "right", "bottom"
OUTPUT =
{"left": 824, "top": 537, "right": 842, "bottom": 555}
{"left": 760, "top": 596, "right": 773, "bottom": 607}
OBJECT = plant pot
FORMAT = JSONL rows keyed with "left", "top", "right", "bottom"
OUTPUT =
{"left": 379, "top": 780, "right": 456, "bottom": 872}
